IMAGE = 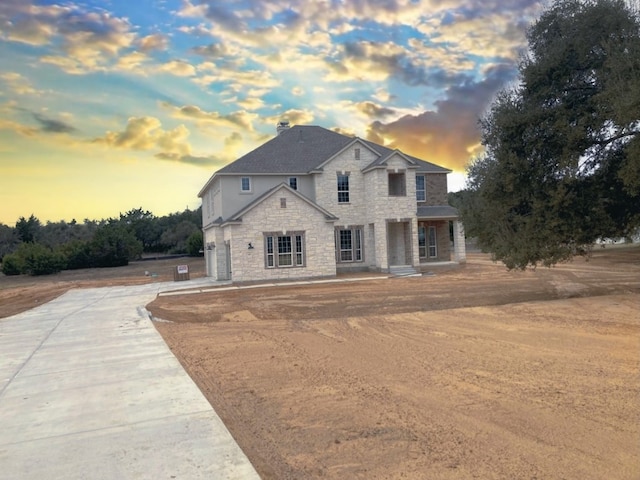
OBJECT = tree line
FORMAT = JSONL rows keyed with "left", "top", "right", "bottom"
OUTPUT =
{"left": 0, "top": 207, "right": 203, "bottom": 276}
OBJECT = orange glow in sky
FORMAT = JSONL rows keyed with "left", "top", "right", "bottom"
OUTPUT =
{"left": 0, "top": 0, "right": 544, "bottom": 224}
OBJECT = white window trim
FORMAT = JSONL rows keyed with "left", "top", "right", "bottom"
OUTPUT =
{"left": 288, "top": 177, "right": 298, "bottom": 190}
{"left": 335, "top": 226, "right": 363, "bottom": 263}
{"left": 416, "top": 174, "right": 426, "bottom": 202}
{"left": 264, "top": 232, "right": 305, "bottom": 268}
{"left": 428, "top": 225, "right": 437, "bottom": 258}
{"left": 418, "top": 225, "right": 427, "bottom": 258}
{"left": 240, "top": 176, "right": 252, "bottom": 193}
{"left": 337, "top": 173, "right": 350, "bottom": 203}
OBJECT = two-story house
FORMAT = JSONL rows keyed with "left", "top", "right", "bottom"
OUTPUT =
{"left": 198, "top": 123, "right": 466, "bottom": 282}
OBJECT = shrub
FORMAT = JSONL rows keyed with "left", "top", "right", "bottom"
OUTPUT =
{"left": 89, "top": 223, "right": 143, "bottom": 267}
{"left": 58, "top": 240, "right": 92, "bottom": 270}
{"left": 186, "top": 231, "right": 204, "bottom": 256}
{"left": 2, "top": 242, "right": 64, "bottom": 276}
{"left": 1, "top": 252, "right": 24, "bottom": 276}
{"left": 21, "top": 243, "right": 65, "bottom": 275}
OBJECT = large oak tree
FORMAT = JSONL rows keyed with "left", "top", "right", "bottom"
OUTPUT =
{"left": 460, "top": 0, "right": 640, "bottom": 269}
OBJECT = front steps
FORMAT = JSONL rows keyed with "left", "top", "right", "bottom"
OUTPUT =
{"left": 389, "top": 265, "right": 421, "bottom": 277}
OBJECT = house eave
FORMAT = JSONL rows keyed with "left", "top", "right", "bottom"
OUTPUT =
{"left": 416, "top": 205, "right": 460, "bottom": 220}
{"left": 220, "top": 220, "right": 243, "bottom": 227}
{"left": 417, "top": 215, "right": 459, "bottom": 220}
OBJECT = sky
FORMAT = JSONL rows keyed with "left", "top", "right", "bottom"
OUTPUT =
{"left": 0, "top": 0, "right": 545, "bottom": 225}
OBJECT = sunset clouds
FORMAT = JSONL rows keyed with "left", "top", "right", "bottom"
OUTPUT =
{"left": 0, "top": 0, "right": 544, "bottom": 223}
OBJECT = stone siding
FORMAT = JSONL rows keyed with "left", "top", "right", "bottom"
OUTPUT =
{"left": 201, "top": 137, "right": 465, "bottom": 280}
{"left": 226, "top": 189, "right": 336, "bottom": 283}
{"left": 362, "top": 156, "right": 420, "bottom": 269}
{"left": 425, "top": 173, "right": 448, "bottom": 205}
{"left": 314, "top": 141, "right": 377, "bottom": 226}
{"left": 418, "top": 220, "right": 451, "bottom": 262}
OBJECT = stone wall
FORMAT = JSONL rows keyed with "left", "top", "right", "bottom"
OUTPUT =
{"left": 418, "top": 220, "right": 451, "bottom": 262}
{"left": 425, "top": 173, "right": 448, "bottom": 205}
{"left": 227, "top": 188, "right": 336, "bottom": 283}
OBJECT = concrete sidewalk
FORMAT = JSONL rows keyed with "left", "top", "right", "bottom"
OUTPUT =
{"left": 0, "top": 279, "right": 259, "bottom": 479}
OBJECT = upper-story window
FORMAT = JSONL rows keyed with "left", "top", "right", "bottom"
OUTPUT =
{"left": 388, "top": 172, "right": 406, "bottom": 196}
{"left": 337, "top": 174, "right": 350, "bottom": 203}
{"left": 354, "top": 148, "right": 360, "bottom": 160}
{"left": 289, "top": 177, "right": 298, "bottom": 190}
{"left": 416, "top": 174, "right": 426, "bottom": 202}
{"left": 240, "top": 177, "right": 251, "bottom": 192}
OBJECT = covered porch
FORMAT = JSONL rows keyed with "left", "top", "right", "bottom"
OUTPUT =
{"left": 416, "top": 206, "right": 466, "bottom": 264}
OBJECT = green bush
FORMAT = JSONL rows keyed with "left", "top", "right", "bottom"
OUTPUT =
{"left": 186, "top": 231, "right": 204, "bottom": 256}
{"left": 2, "top": 243, "right": 64, "bottom": 276}
{"left": 89, "top": 223, "right": 143, "bottom": 267}
{"left": 58, "top": 240, "right": 92, "bottom": 270}
{"left": 22, "top": 243, "right": 65, "bottom": 275}
{"left": 1, "top": 252, "right": 24, "bottom": 275}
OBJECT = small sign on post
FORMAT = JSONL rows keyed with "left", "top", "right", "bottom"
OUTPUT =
{"left": 174, "top": 264, "right": 190, "bottom": 281}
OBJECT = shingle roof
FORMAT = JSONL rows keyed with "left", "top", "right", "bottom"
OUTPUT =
{"left": 417, "top": 205, "right": 459, "bottom": 219}
{"left": 216, "top": 125, "right": 451, "bottom": 175}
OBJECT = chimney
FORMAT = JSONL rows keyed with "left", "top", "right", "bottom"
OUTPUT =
{"left": 276, "top": 121, "right": 290, "bottom": 136}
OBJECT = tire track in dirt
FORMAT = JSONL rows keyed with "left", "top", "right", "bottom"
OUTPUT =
{"left": 152, "top": 248, "right": 640, "bottom": 479}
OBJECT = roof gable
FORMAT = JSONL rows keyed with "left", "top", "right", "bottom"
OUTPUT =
{"left": 362, "top": 149, "right": 418, "bottom": 172}
{"left": 201, "top": 126, "right": 452, "bottom": 194}
{"left": 314, "top": 137, "right": 381, "bottom": 171}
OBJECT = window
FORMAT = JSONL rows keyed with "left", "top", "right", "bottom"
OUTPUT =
{"left": 266, "top": 236, "right": 274, "bottom": 267}
{"left": 337, "top": 174, "right": 350, "bottom": 203}
{"left": 336, "top": 227, "right": 363, "bottom": 263}
{"left": 354, "top": 148, "right": 360, "bottom": 160}
{"left": 265, "top": 232, "right": 304, "bottom": 268}
{"left": 289, "top": 177, "right": 298, "bottom": 190}
{"left": 240, "top": 177, "right": 251, "bottom": 192}
{"left": 278, "top": 236, "right": 293, "bottom": 266}
{"left": 428, "top": 226, "right": 437, "bottom": 258}
{"left": 418, "top": 226, "right": 427, "bottom": 258}
{"left": 388, "top": 172, "right": 406, "bottom": 196}
{"left": 416, "top": 175, "right": 426, "bottom": 202}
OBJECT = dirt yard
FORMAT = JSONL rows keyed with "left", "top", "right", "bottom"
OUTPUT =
{"left": 0, "top": 256, "right": 206, "bottom": 319}
{"left": 1, "top": 248, "right": 638, "bottom": 479}
{"left": 148, "top": 247, "right": 640, "bottom": 480}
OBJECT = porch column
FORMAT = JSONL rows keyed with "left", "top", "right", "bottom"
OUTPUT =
{"left": 453, "top": 220, "right": 466, "bottom": 263}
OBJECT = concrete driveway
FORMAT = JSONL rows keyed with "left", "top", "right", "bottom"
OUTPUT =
{"left": 0, "top": 280, "right": 259, "bottom": 479}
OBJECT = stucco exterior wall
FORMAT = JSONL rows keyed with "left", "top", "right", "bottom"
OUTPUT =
{"left": 215, "top": 175, "right": 315, "bottom": 221}
{"left": 226, "top": 189, "right": 336, "bottom": 283}
{"left": 202, "top": 177, "right": 221, "bottom": 224}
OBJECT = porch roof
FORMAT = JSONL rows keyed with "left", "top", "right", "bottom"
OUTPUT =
{"left": 417, "top": 205, "right": 459, "bottom": 219}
